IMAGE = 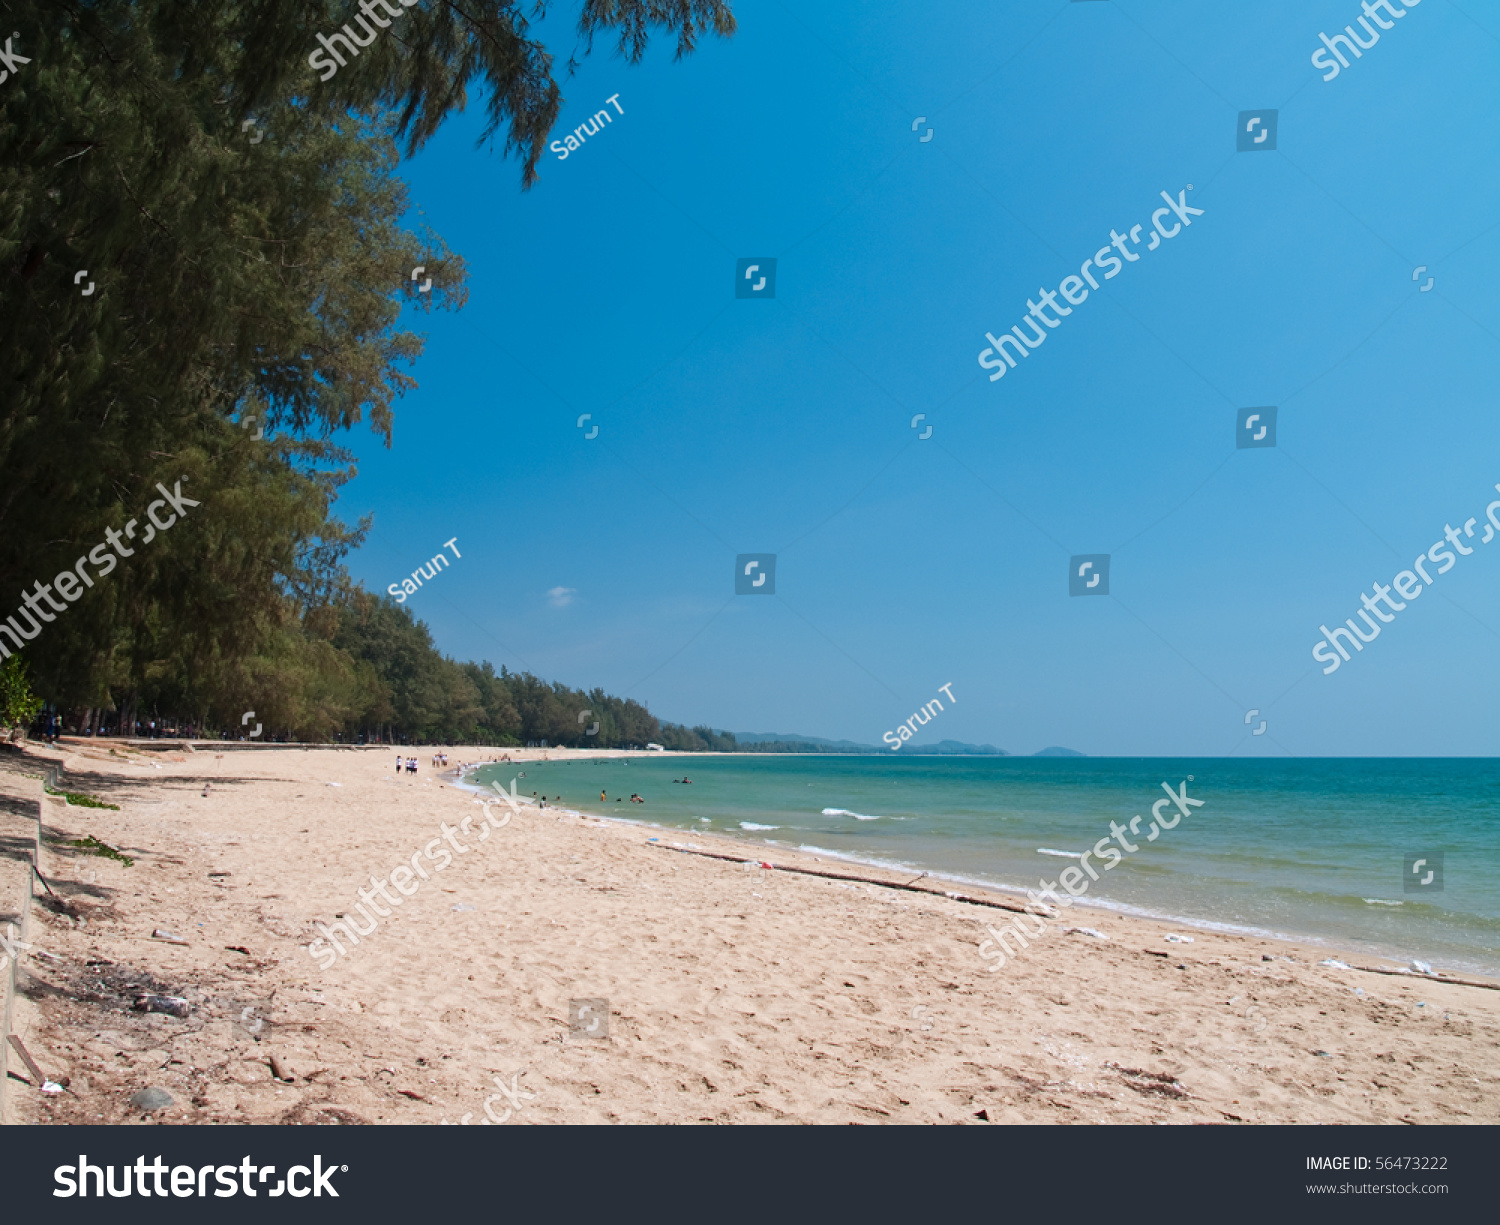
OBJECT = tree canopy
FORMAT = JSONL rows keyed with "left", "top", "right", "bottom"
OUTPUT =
{"left": 0, "top": 0, "right": 736, "bottom": 744}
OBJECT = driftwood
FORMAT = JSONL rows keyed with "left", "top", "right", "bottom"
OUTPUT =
{"left": 647, "top": 842, "right": 1045, "bottom": 917}
{"left": 1341, "top": 963, "right": 1499, "bottom": 993}
{"left": 7, "top": 1033, "right": 46, "bottom": 1084}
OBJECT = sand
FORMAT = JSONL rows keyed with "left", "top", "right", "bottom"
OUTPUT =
{"left": 6, "top": 742, "right": 1498, "bottom": 1125}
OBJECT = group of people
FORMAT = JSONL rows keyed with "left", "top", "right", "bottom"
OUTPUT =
{"left": 431, "top": 753, "right": 449, "bottom": 768}
{"left": 599, "top": 790, "right": 646, "bottom": 805}
{"left": 396, "top": 755, "right": 418, "bottom": 776}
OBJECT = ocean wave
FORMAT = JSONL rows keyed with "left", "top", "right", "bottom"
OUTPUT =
{"left": 796, "top": 845, "right": 926, "bottom": 874}
{"left": 1036, "top": 847, "right": 1082, "bottom": 859}
{"left": 1363, "top": 898, "right": 1404, "bottom": 907}
{"left": 822, "top": 807, "right": 883, "bottom": 820}
{"left": 740, "top": 822, "right": 780, "bottom": 831}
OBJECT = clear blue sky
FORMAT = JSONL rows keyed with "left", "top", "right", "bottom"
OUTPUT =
{"left": 339, "top": 0, "right": 1500, "bottom": 756}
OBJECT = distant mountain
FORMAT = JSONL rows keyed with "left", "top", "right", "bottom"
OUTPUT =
{"left": 733, "top": 733, "right": 1008, "bottom": 755}
{"left": 1033, "top": 746, "right": 1085, "bottom": 757}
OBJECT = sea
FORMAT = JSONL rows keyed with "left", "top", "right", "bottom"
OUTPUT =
{"left": 469, "top": 755, "right": 1500, "bottom": 978}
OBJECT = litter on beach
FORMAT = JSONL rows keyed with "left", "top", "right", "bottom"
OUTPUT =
{"left": 1164, "top": 933, "right": 1194, "bottom": 944}
{"left": 1319, "top": 958, "right": 1353, "bottom": 970}
{"left": 134, "top": 993, "right": 191, "bottom": 1018}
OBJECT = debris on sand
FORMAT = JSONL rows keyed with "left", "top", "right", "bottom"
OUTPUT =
{"left": 129, "top": 1086, "right": 174, "bottom": 1112}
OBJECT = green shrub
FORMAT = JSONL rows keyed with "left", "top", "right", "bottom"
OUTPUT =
{"left": 46, "top": 785, "right": 120, "bottom": 811}
{"left": 67, "top": 835, "right": 134, "bottom": 867}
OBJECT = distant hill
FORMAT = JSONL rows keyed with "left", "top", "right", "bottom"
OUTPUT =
{"left": 905, "top": 739, "right": 1008, "bottom": 755}
{"left": 733, "top": 733, "right": 1008, "bottom": 755}
{"left": 734, "top": 732, "right": 878, "bottom": 751}
{"left": 1033, "top": 746, "right": 1085, "bottom": 757}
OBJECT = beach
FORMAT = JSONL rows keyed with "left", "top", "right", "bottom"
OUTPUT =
{"left": 4, "top": 742, "right": 1498, "bottom": 1125}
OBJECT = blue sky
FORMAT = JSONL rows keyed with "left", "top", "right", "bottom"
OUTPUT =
{"left": 339, "top": 0, "right": 1500, "bottom": 756}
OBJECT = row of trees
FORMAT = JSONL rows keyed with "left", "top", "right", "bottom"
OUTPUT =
{"left": 1, "top": 2, "right": 735, "bottom": 748}
{"left": 6, "top": 571, "right": 745, "bottom": 749}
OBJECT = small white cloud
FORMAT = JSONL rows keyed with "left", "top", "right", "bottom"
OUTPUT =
{"left": 547, "top": 586, "right": 577, "bottom": 608}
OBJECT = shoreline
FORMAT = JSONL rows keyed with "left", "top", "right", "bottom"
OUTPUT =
{"left": 242, "top": 744, "right": 1500, "bottom": 981}
{"left": 4, "top": 742, "right": 1496, "bottom": 1125}
{"left": 461, "top": 750, "right": 1498, "bottom": 983}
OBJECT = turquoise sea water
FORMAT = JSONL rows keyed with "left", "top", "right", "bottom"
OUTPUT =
{"left": 471, "top": 756, "right": 1500, "bottom": 977}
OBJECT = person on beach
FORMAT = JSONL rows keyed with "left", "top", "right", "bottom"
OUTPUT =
{"left": 600, "top": 790, "right": 607, "bottom": 801}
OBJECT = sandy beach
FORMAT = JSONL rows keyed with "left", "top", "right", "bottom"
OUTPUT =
{"left": 4, "top": 742, "right": 1498, "bottom": 1125}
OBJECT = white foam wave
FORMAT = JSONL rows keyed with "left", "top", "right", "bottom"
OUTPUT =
{"left": 821, "top": 808, "right": 883, "bottom": 820}
{"left": 1036, "top": 847, "right": 1082, "bottom": 859}
{"left": 740, "top": 822, "right": 780, "bottom": 831}
{"left": 1363, "top": 898, "right": 1404, "bottom": 907}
